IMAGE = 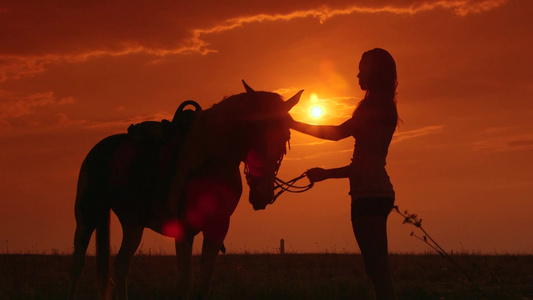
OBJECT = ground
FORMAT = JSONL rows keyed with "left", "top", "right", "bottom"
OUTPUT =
{"left": 0, "top": 253, "right": 531, "bottom": 299}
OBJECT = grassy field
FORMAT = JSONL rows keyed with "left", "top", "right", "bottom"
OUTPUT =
{"left": 0, "top": 253, "right": 531, "bottom": 300}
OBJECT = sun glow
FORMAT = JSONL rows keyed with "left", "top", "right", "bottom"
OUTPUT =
{"left": 310, "top": 106, "right": 323, "bottom": 118}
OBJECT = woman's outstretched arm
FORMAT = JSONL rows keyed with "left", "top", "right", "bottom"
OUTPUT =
{"left": 291, "top": 118, "right": 355, "bottom": 141}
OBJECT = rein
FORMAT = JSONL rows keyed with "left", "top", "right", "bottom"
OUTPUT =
{"left": 244, "top": 152, "right": 314, "bottom": 204}
{"left": 271, "top": 172, "right": 314, "bottom": 203}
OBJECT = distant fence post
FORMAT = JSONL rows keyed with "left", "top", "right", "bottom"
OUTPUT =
{"left": 280, "top": 239, "right": 285, "bottom": 255}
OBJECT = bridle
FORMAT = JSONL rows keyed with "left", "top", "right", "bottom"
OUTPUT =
{"left": 243, "top": 151, "right": 283, "bottom": 189}
{"left": 243, "top": 140, "right": 314, "bottom": 205}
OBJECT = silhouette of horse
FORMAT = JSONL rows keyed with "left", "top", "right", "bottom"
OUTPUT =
{"left": 67, "top": 81, "right": 303, "bottom": 300}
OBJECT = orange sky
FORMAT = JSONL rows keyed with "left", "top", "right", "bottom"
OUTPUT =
{"left": 1, "top": 0, "right": 532, "bottom": 254}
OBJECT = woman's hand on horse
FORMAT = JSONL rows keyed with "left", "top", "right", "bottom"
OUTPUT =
{"left": 306, "top": 167, "right": 328, "bottom": 182}
{"left": 286, "top": 114, "right": 296, "bottom": 127}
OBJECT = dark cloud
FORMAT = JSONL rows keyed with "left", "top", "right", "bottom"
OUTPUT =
{"left": 507, "top": 139, "right": 533, "bottom": 148}
{"left": 0, "top": 0, "right": 508, "bottom": 81}
{"left": 0, "top": 90, "right": 73, "bottom": 118}
{"left": 472, "top": 134, "right": 533, "bottom": 152}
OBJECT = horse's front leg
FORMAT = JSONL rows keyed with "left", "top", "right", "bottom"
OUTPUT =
{"left": 198, "top": 218, "right": 230, "bottom": 300}
{"left": 175, "top": 236, "right": 194, "bottom": 300}
{"left": 198, "top": 238, "right": 224, "bottom": 299}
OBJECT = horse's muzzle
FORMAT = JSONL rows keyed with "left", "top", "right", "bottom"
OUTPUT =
{"left": 249, "top": 188, "right": 274, "bottom": 210}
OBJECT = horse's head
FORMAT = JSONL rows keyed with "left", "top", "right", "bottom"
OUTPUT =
{"left": 241, "top": 81, "right": 302, "bottom": 210}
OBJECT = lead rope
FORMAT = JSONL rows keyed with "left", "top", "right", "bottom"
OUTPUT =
{"left": 271, "top": 172, "right": 314, "bottom": 204}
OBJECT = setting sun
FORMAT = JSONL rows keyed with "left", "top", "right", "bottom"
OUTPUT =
{"left": 310, "top": 106, "right": 323, "bottom": 118}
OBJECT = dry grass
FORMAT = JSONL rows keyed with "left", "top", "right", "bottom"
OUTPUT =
{"left": 0, "top": 253, "right": 531, "bottom": 299}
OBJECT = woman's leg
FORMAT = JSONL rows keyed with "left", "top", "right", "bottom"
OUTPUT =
{"left": 352, "top": 215, "right": 395, "bottom": 300}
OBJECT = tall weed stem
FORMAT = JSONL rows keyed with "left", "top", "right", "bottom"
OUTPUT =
{"left": 392, "top": 206, "right": 487, "bottom": 296}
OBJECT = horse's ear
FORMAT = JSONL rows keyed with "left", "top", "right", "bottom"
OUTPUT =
{"left": 242, "top": 80, "right": 255, "bottom": 94}
{"left": 284, "top": 90, "right": 304, "bottom": 111}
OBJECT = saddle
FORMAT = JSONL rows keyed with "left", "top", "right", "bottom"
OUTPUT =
{"left": 127, "top": 100, "right": 202, "bottom": 142}
{"left": 110, "top": 100, "right": 202, "bottom": 191}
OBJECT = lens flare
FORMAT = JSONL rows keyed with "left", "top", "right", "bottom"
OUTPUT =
{"left": 310, "top": 93, "right": 319, "bottom": 103}
{"left": 162, "top": 220, "right": 185, "bottom": 239}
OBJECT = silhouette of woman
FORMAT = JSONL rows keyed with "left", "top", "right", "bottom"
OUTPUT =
{"left": 291, "top": 48, "right": 398, "bottom": 300}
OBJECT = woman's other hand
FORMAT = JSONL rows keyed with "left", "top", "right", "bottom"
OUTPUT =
{"left": 306, "top": 167, "right": 328, "bottom": 182}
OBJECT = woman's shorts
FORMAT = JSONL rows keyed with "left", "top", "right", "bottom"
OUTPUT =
{"left": 351, "top": 197, "right": 395, "bottom": 219}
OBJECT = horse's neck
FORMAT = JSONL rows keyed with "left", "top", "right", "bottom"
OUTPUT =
{"left": 187, "top": 108, "right": 251, "bottom": 166}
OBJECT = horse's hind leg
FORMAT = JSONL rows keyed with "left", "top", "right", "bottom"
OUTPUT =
{"left": 175, "top": 236, "right": 194, "bottom": 300}
{"left": 68, "top": 220, "right": 96, "bottom": 300}
{"left": 114, "top": 225, "right": 144, "bottom": 300}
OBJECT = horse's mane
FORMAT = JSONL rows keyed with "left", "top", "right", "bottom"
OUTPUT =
{"left": 208, "top": 91, "right": 285, "bottom": 116}
{"left": 178, "top": 91, "right": 287, "bottom": 169}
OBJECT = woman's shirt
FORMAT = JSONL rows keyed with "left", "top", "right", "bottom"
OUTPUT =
{"left": 348, "top": 99, "right": 397, "bottom": 199}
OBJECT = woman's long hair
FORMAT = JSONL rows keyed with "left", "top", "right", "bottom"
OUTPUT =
{"left": 361, "top": 48, "right": 398, "bottom": 101}
{"left": 355, "top": 48, "right": 400, "bottom": 126}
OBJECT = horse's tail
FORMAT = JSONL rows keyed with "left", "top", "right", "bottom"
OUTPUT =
{"left": 96, "top": 201, "right": 111, "bottom": 300}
